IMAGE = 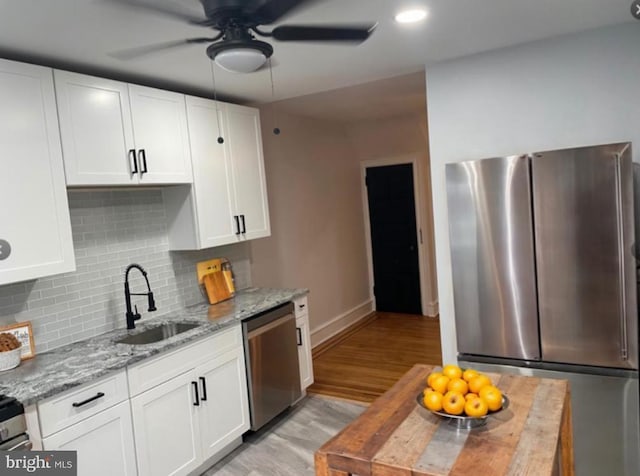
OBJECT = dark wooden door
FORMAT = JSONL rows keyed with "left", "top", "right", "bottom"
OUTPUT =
{"left": 366, "top": 164, "right": 422, "bottom": 314}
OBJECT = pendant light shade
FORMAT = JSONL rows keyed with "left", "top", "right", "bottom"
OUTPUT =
{"left": 214, "top": 48, "right": 267, "bottom": 73}
{"left": 207, "top": 40, "right": 274, "bottom": 74}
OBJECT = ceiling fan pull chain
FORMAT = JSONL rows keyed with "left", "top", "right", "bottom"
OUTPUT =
{"left": 269, "top": 58, "right": 280, "bottom": 136}
{"left": 210, "top": 61, "right": 224, "bottom": 144}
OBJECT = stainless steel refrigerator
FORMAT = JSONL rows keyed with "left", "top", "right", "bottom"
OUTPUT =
{"left": 446, "top": 142, "right": 638, "bottom": 370}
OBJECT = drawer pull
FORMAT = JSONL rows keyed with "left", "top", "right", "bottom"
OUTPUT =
{"left": 298, "top": 303, "right": 306, "bottom": 309}
{"left": 72, "top": 392, "right": 105, "bottom": 408}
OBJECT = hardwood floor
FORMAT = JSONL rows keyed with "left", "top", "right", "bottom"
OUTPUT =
{"left": 308, "top": 312, "right": 442, "bottom": 403}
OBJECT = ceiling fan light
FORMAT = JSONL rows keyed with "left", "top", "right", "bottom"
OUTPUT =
{"left": 394, "top": 8, "right": 428, "bottom": 24}
{"left": 214, "top": 48, "right": 267, "bottom": 73}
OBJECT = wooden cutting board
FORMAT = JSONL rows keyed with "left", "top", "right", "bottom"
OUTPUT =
{"left": 197, "top": 258, "right": 235, "bottom": 305}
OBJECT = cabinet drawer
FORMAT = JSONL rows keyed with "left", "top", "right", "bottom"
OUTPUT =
{"left": 127, "top": 325, "right": 242, "bottom": 397}
{"left": 38, "top": 370, "right": 129, "bottom": 438}
{"left": 293, "top": 296, "right": 308, "bottom": 318}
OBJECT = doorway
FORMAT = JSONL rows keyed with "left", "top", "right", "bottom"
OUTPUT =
{"left": 364, "top": 163, "right": 422, "bottom": 314}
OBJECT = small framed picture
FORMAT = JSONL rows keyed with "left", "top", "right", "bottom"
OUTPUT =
{"left": 0, "top": 321, "right": 35, "bottom": 360}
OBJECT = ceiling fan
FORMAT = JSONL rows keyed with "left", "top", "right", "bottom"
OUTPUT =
{"left": 109, "top": 0, "right": 377, "bottom": 73}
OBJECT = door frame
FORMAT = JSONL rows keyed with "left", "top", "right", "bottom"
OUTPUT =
{"left": 360, "top": 155, "right": 429, "bottom": 315}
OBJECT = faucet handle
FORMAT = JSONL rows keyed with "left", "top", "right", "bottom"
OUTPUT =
{"left": 133, "top": 305, "right": 141, "bottom": 320}
{"left": 147, "top": 292, "right": 157, "bottom": 312}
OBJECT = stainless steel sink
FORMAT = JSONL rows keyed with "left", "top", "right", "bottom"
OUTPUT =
{"left": 116, "top": 322, "right": 201, "bottom": 345}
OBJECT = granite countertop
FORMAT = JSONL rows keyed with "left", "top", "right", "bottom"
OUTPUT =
{"left": 0, "top": 287, "right": 308, "bottom": 406}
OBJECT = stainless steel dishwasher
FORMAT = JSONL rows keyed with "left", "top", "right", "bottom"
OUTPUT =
{"left": 243, "top": 302, "right": 301, "bottom": 431}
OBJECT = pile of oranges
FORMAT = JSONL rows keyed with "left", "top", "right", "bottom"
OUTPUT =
{"left": 423, "top": 364, "right": 503, "bottom": 417}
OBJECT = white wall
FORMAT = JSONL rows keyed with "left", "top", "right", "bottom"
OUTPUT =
{"left": 426, "top": 24, "right": 640, "bottom": 363}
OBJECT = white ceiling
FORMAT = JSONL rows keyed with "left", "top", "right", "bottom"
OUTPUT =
{"left": 0, "top": 0, "right": 633, "bottom": 104}
{"left": 271, "top": 71, "right": 427, "bottom": 122}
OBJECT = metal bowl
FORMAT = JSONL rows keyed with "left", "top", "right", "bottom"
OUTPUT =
{"left": 416, "top": 392, "right": 510, "bottom": 430}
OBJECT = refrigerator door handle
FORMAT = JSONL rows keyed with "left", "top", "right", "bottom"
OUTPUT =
{"left": 614, "top": 153, "right": 628, "bottom": 361}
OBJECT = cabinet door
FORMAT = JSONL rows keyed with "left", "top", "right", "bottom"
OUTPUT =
{"left": 0, "top": 60, "right": 75, "bottom": 285}
{"left": 131, "top": 371, "right": 202, "bottom": 476}
{"left": 185, "top": 97, "right": 238, "bottom": 248}
{"left": 129, "top": 85, "right": 193, "bottom": 184}
{"left": 225, "top": 104, "right": 271, "bottom": 240}
{"left": 296, "top": 314, "right": 314, "bottom": 390}
{"left": 42, "top": 401, "right": 137, "bottom": 476}
{"left": 198, "top": 347, "right": 250, "bottom": 460}
{"left": 55, "top": 70, "right": 137, "bottom": 185}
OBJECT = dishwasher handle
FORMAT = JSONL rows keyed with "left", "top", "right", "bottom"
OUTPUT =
{"left": 247, "top": 313, "right": 295, "bottom": 340}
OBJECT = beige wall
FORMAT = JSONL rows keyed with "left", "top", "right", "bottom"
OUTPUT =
{"left": 251, "top": 96, "right": 438, "bottom": 345}
{"left": 250, "top": 111, "right": 371, "bottom": 335}
{"left": 345, "top": 112, "right": 438, "bottom": 313}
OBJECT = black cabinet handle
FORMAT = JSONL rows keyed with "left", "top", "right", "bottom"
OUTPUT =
{"left": 139, "top": 149, "right": 148, "bottom": 174}
{"left": 72, "top": 392, "right": 105, "bottom": 408}
{"left": 234, "top": 216, "right": 241, "bottom": 235}
{"left": 240, "top": 215, "right": 246, "bottom": 234}
{"left": 296, "top": 327, "right": 302, "bottom": 346}
{"left": 192, "top": 381, "right": 200, "bottom": 406}
{"left": 199, "top": 376, "right": 208, "bottom": 401}
{"left": 129, "top": 149, "right": 138, "bottom": 174}
{"left": 298, "top": 304, "right": 306, "bottom": 310}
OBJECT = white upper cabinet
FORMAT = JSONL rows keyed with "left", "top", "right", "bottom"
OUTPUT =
{"left": 0, "top": 59, "right": 75, "bottom": 285}
{"left": 225, "top": 103, "right": 270, "bottom": 241}
{"left": 128, "top": 84, "right": 193, "bottom": 184}
{"left": 55, "top": 71, "right": 192, "bottom": 186}
{"left": 165, "top": 98, "right": 270, "bottom": 250}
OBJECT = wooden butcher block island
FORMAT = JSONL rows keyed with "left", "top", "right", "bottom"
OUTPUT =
{"left": 315, "top": 364, "right": 574, "bottom": 476}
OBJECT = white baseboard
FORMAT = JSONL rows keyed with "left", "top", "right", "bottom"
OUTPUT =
{"left": 310, "top": 299, "right": 374, "bottom": 348}
{"left": 425, "top": 300, "right": 439, "bottom": 317}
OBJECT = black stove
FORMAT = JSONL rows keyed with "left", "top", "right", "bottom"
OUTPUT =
{"left": 0, "top": 395, "right": 30, "bottom": 451}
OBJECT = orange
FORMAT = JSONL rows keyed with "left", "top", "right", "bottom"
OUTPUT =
{"left": 464, "top": 397, "right": 489, "bottom": 417}
{"left": 479, "top": 386, "right": 503, "bottom": 412}
{"left": 442, "top": 364, "right": 463, "bottom": 380}
{"left": 462, "top": 368, "right": 480, "bottom": 382}
{"left": 430, "top": 375, "right": 450, "bottom": 394}
{"left": 465, "top": 392, "right": 479, "bottom": 402}
{"left": 442, "top": 391, "right": 465, "bottom": 415}
{"left": 427, "top": 372, "right": 443, "bottom": 389}
{"left": 423, "top": 390, "right": 443, "bottom": 412}
{"left": 447, "top": 378, "right": 469, "bottom": 395}
{"left": 468, "top": 374, "right": 492, "bottom": 394}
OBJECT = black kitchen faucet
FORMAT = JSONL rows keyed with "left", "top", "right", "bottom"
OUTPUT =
{"left": 124, "top": 263, "right": 157, "bottom": 329}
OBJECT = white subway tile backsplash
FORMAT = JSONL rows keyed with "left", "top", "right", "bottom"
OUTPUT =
{"left": 0, "top": 189, "right": 251, "bottom": 352}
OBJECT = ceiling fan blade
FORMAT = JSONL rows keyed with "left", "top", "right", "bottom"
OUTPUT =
{"left": 271, "top": 24, "right": 376, "bottom": 43}
{"left": 249, "top": 0, "right": 317, "bottom": 24}
{"left": 105, "top": 0, "right": 206, "bottom": 24}
{"left": 109, "top": 37, "right": 217, "bottom": 60}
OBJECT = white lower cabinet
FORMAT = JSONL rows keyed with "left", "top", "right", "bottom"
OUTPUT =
{"left": 42, "top": 401, "right": 137, "bottom": 476}
{"left": 129, "top": 327, "right": 250, "bottom": 476}
{"left": 130, "top": 371, "right": 202, "bottom": 476}
{"left": 39, "top": 371, "right": 136, "bottom": 476}
{"left": 294, "top": 296, "right": 314, "bottom": 391}
{"left": 199, "top": 348, "right": 250, "bottom": 460}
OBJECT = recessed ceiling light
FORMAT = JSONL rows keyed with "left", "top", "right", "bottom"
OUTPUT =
{"left": 395, "top": 8, "right": 428, "bottom": 24}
